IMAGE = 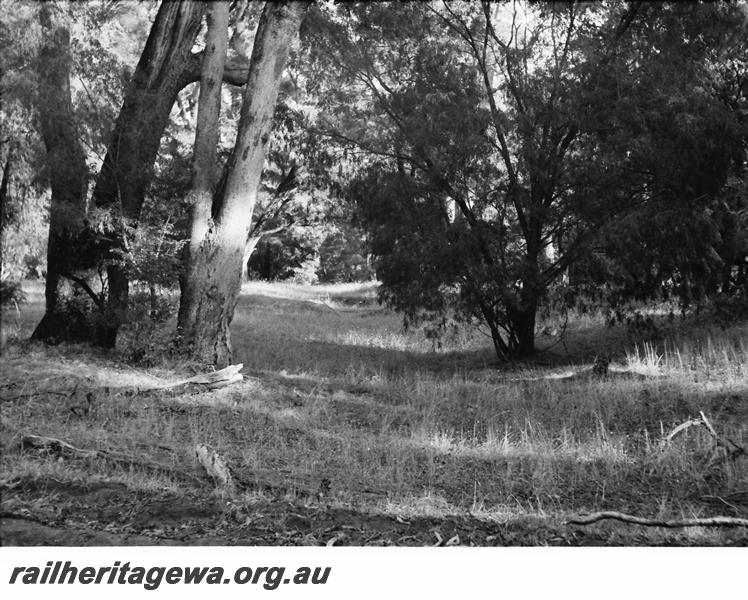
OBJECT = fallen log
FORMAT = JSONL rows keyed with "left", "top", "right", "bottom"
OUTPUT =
{"left": 134, "top": 364, "right": 245, "bottom": 393}
{"left": 568, "top": 511, "right": 748, "bottom": 528}
{"left": 167, "top": 364, "right": 244, "bottom": 389}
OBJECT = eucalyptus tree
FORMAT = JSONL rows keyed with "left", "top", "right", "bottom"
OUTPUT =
{"left": 27, "top": 0, "right": 208, "bottom": 345}
{"left": 178, "top": 1, "right": 309, "bottom": 366}
{"left": 30, "top": 3, "right": 89, "bottom": 341}
{"left": 29, "top": 0, "right": 259, "bottom": 347}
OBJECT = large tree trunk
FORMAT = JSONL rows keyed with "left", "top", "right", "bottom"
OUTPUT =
{"left": 31, "top": 5, "right": 88, "bottom": 343}
{"left": 179, "top": 1, "right": 308, "bottom": 366}
{"left": 177, "top": 1, "right": 230, "bottom": 349}
{"left": 90, "top": 0, "right": 205, "bottom": 347}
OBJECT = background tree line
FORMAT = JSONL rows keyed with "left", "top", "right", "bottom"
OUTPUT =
{"left": 1, "top": 0, "right": 746, "bottom": 365}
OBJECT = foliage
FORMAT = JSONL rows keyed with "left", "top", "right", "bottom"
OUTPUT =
{"left": 0, "top": 1, "right": 153, "bottom": 285}
{"left": 248, "top": 226, "right": 318, "bottom": 283}
{"left": 1, "top": 191, "right": 49, "bottom": 280}
{"left": 35, "top": 290, "right": 100, "bottom": 344}
{"left": 116, "top": 214, "right": 186, "bottom": 291}
{"left": 0, "top": 279, "right": 25, "bottom": 309}
{"left": 117, "top": 289, "right": 179, "bottom": 364}
{"left": 3, "top": 0, "right": 747, "bottom": 360}
{"left": 306, "top": 1, "right": 748, "bottom": 360}
{"left": 316, "top": 223, "right": 373, "bottom": 283}
{"left": 0, "top": 2, "right": 49, "bottom": 279}
{"left": 565, "top": 2, "right": 748, "bottom": 311}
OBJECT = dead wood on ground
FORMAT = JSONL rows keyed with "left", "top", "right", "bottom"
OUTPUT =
{"left": 146, "top": 363, "right": 244, "bottom": 391}
{"left": 663, "top": 411, "right": 746, "bottom": 462}
{"left": 569, "top": 511, "right": 748, "bottom": 528}
{"left": 19, "top": 434, "right": 202, "bottom": 483}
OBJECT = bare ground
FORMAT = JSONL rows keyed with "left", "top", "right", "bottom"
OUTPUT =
{"left": 4, "top": 477, "right": 747, "bottom": 546}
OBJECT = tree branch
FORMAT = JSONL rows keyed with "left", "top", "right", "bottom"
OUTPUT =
{"left": 569, "top": 511, "right": 748, "bottom": 528}
{"left": 614, "top": 2, "right": 643, "bottom": 41}
{"left": 61, "top": 272, "right": 104, "bottom": 309}
{"left": 181, "top": 51, "right": 250, "bottom": 88}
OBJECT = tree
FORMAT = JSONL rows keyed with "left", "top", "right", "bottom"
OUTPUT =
{"left": 1, "top": 1, "right": 67, "bottom": 291}
{"left": 28, "top": 0, "right": 263, "bottom": 348}
{"left": 573, "top": 2, "right": 748, "bottom": 311}
{"left": 30, "top": 3, "right": 89, "bottom": 342}
{"left": 86, "top": 0, "right": 206, "bottom": 347}
{"left": 308, "top": 1, "right": 746, "bottom": 360}
{"left": 177, "top": 0, "right": 229, "bottom": 350}
{"left": 178, "top": 1, "right": 308, "bottom": 366}
{"left": 24, "top": 1, "right": 207, "bottom": 346}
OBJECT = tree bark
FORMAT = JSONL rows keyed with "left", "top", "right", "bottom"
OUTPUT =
{"left": 0, "top": 153, "right": 11, "bottom": 245}
{"left": 31, "top": 5, "right": 88, "bottom": 343}
{"left": 90, "top": 0, "right": 205, "bottom": 347}
{"left": 508, "top": 302, "right": 538, "bottom": 358}
{"left": 180, "top": 1, "right": 308, "bottom": 366}
{"left": 177, "top": 0, "right": 230, "bottom": 349}
{"left": 242, "top": 234, "right": 261, "bottom": 282}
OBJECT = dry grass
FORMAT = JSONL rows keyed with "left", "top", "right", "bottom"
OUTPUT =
{"left": 1, "top": 280, "right": 747, "bottom": 545}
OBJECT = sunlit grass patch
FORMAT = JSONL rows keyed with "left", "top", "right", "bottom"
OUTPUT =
{"left": 377, "top": 491, "right": 457, "bottom": 520}
{"left": 627, "top": 333, "right": 748, "bottom": 382}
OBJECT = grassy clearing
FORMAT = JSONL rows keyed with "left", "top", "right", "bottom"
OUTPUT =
{"left": 1, "top": 280, "right": 747, "bottom": 545}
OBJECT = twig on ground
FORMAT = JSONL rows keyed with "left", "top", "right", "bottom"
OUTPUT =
{"left": 568, "top": 511, "right": 748, "bottom": 528}
{"left": 702, "top": 495, "right": 743, "bottom": 513}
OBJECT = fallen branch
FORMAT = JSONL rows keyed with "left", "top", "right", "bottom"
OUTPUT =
{"left": 157, "top": 364, "right": 245, "bottom": 391}
{"left": 663, "top": 417, "right": 703, "bottom": 443}
{"left": 568, "top": 511, "right": 748, "bottom": 528}
{"left": 20, "top": 435, "right": 202, "bottom": 484}
{"left": 21, "top": 435, "right": 98, "bottom": 459}
{"left": 662, "top": 412, "right": 746, "bottom": 462}
{"left": 699, "top": 411, "right": 745, "bottom": 461}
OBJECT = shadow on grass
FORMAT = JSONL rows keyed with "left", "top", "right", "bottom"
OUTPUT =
{"left": 232, "top": 291, "right": 496, "bottom": 376}
{"left": 234, "top": 288, "right": 748, "bottom": 376}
